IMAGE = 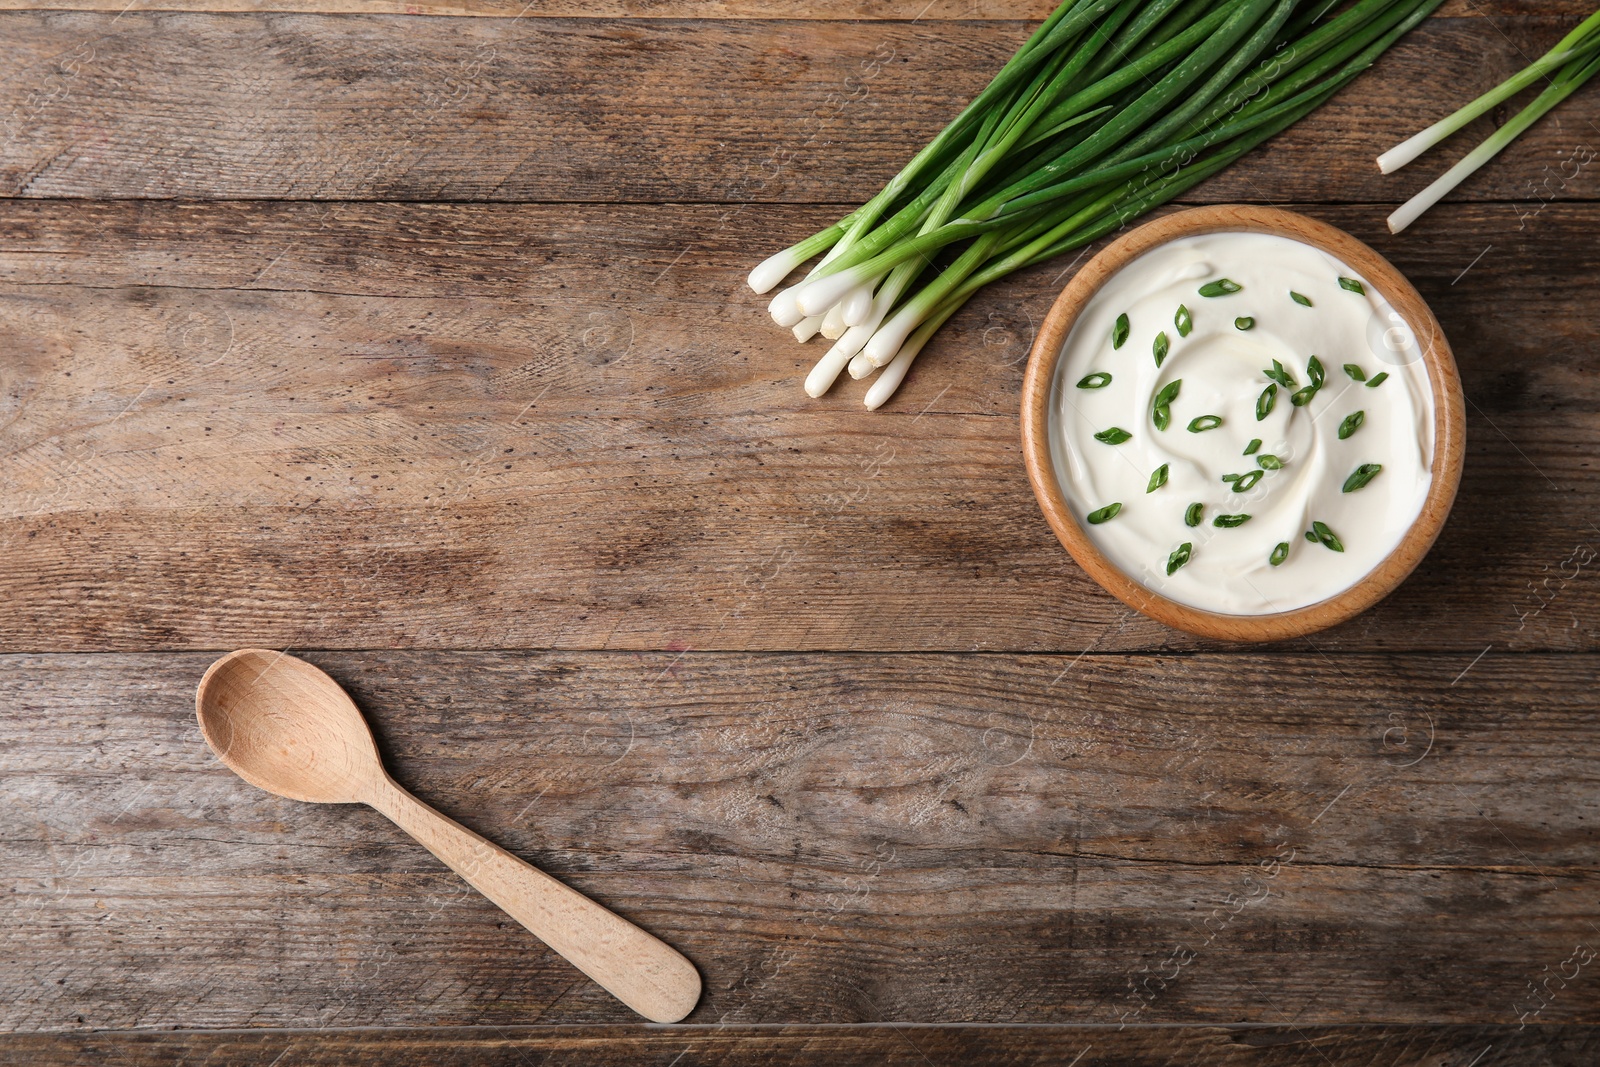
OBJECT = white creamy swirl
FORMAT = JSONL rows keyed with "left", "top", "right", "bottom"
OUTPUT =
{"left": 1051, "top": 232, "right": 1434, "bottom": 616}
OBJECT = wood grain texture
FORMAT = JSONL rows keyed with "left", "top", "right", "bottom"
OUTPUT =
{"left": 0, "top": 0, "right": 1582, "bottom": 17}
{"left": 1, "top": 14, "right": 1597, "bottom": 203}
{"left": 3, "top": 0, "right": 1598, "bottom": 1053}
{"left": 5, "top": 650, "right": 1598, "bottom": 1029}
{"left": 0, "top": 199, "right": 1594, "bottom": 653}
{"left": 3, "top": 1024, "right": 1598, "bottom": 1066}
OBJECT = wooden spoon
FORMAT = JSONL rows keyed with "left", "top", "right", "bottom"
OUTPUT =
{"left": 195, "top": 648, "right": 702, "bottom": 1024}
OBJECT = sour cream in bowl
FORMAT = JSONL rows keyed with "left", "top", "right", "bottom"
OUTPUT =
{"left": 1020, "top": 207, "right": 1464, "bottom": 642}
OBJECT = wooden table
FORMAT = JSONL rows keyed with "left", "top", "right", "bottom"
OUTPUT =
{"left": 3, "top": 1, "right": 1598, "bottom": 1062}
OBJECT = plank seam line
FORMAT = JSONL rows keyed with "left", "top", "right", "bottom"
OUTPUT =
{"left": 18, "top": 1022, "right": 1599, "bottom": 1036}
{"left": 13, "top": 838, "right": 1593, "bottom": 876}
{"left": 0, "top": 9, "right": 1566, "bottom": 22}
{"left": 2, "top": 648, "right": 1592, "bottom": 659}
{"left": 0, "top": 197, "right": 1597, "bottom": 207}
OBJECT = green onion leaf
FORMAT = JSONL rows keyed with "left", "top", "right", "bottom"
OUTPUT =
{"left": 1175, "top": 305, "right": 1193, "bottom": 337}
{"left": 1077, "top": 371, "right": 1113, "bottom": 389}
{"left": 1256, "top": 454, "right": 1284, "bottom": 470}
{"left": 1290, "top": 291, "right": 1312, "bottom": 307}
{"left": 1312, "top": 520, "right": 1345, "bottom": 552}
{"left": 1307, "top": 355, "right": 1325, "bottom": 387}
{"left": 1270, "top": 542, "right": 1290, "bottom": 566}
{"left": 1367, "top": 372, "right": 1390, "bottom": 388}
{"left": 1339, "top": 277, "right": 1366, "bottom": 294}
{"left": 1213, "top": 513, "right": 1251, "bottom": 528}
{"left": 1305, "top": 530, "right": 1318, "bottom": 543}
{"left": 1184, "top": 502, "right": 1203, "bottom": 527}
{"left": 1153, "top": 405, "right": 1171, "bottom": 432}
{"left": 1290, "top": 384, "right": 1319, "bottom": 407}
{"left": 1199, "top": 279, "right": 1242, "bottom": 298}
{"left": 1235, "top": 316, "right": 1255, "bottom": 331}
{"left": 1244, "top": 438, "right": 1262, "bottom": 455}
{"left": 1087, "top": 502, "right": 1122, "bottom": 525}
{"left": 1094, "top": 427, "right": 1132, "bottom": 445}
{"left": 1338, "top": 410, "right": 1365, "bottom": 439}
{"left": 1342, "top": 463, "right": 1383, "bottom": 493}
{"left": 1187, "top": 414, "right": 1223, "bottom": 432}
{"left": 1147, "top": 464, "right": 1169, "bottom": 493}
{"left": 748, "top": 0, "right": 1453, "bottom": 409}
{"left": 1166, "top": 542, "right": 1193, "bottom": 575}
{"left": 1153, "top": 331, "right": 1170, "bottom": 367}
{"left": 1344, "top": 363, "right": 1367, "bottom": 382}
{"left": 1231, "top": 470, "right": 1263, "bottom": 492}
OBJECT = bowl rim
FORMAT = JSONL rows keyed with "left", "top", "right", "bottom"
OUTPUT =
{"left": 1019, "top": 204, "right": 1465, "bottom": 643}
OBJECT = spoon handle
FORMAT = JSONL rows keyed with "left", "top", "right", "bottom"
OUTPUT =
{"left": 365, "top": 775, "right": 702, "bottom": 1023}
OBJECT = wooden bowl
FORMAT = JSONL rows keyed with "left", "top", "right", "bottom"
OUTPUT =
{"left": 1020, "top": 205, "right": 1465, "bottom": 642}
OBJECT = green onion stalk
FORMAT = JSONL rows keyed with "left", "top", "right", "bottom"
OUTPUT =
{"left": 1380, "top": 6, "right": 1600, "bottom": 233}
{"left": 748, "top": 0, "right": 1448, "bottom": 408}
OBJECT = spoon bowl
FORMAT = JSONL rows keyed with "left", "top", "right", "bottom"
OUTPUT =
{"left": 197, "top": 649, "right": 381, "bottom": 805}
{"left": 195, "top": 648, "right": 703, "bottom": 1024}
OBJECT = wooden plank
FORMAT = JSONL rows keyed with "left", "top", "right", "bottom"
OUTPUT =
{"left": 3, "top": 1024, "right": 1598, "bottom": 1065}
{"left": 1, "top": 14, "right": 1597, "bottom": 202}
{"left": 4, "top": 650, "right": 1598, "bottom": 1029}
{"left": 0, "top": 0, "right": 1580, "bottom": 18}
{"left": 0, "top": 199, "right": 1595, "bottom": 653}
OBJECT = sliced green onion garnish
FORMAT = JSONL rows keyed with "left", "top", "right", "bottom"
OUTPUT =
{"left": 1152, "top": 379, "right": 1180, "bottom": 431}
{"left": 1153, "top": 331, "right": 1170, "bottom": 367}
{"left": 1187, "top": 414, "right": 1223, "bottom": 433}
{"left": 1113, "top": 313, "right": 1130, "bottom": 350}
{"left": 1307, "top": 355, "right": 1325, "bottom": 386}
{"left": 1077, "top": 371, "right": 1113, "bottom": 389}
{"left": 1256, "top": 384, "right": 1277, "bottom": 421}
{"left": 1231, "top": 469, "right": 1263, "bottom": 492}
{"left": 1367, "top": 372, "right": 1390, "bottom": 388}
{"left": 1338, "top": 277, "right": 1366, "bottom": 294}
{"left": 1175, "top": 305, "right": 1193, "bottom": 337}
{"left": 1256, "top": 454, "right": 1283, "bottom": 470}
{"left": 1244, "top": 438, "right": 1261, "bottom": 455}
{"left": 1213, "top": 513, "right": 1251, "bottom": 528}
{"left": 1094, "top": 426, "right": 1132, "bottom": 444}
{"left": 1344, "top": 363, "right": 1366, "bottom": 382}
{"left": 1338, "top": 410, "right": 1365, "bottom": 439}
{"left": 1342, "top": 463, "right": 1383, "bottom": 493}
{"left": 1312, "top": 520, "right": 1345, "bottom": 552}
{"left": 1290, "top": 291, "right": 1312, "bottom": 307}
{"left": 1184, "top": 502, "right": 1203, "bottom": 527}
{"left": 1234, "top": 316, "right": 1255, "bottom": 330}
{"left": 1290, "top": 384, "right": 1319, "bottom": 407}
{"left": 1198, "top": 279, "right": 1242, "bottom": 298}
{"left": 1264, "top": 360, "right": 1295, "bottom": 389}
{"left": 1166, "top": 542, "right": 1192, "bottom": 575}
{"left": 1147, "top": 464, "right": 1169, "bottom": 493}
{"left": 1087, "top": 502, "right": 1123, "bottom": 524}
{"left": 1305, "top": 530, "right": 1317, "bottom": 542}
{"left": 1270, "top": 541, "right": 1290, "bottom": 566}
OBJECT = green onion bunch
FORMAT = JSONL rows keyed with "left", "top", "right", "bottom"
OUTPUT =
{"left": 746, "top": 0, "right": 1447, "bottom": 409}
{"left": 1380, "top": 6, "right": 1600, "bottom": 232}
